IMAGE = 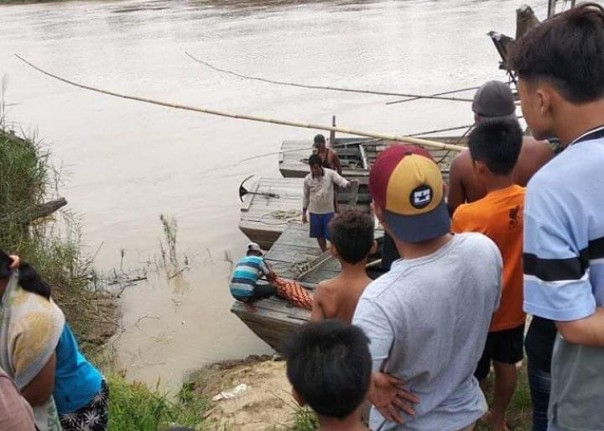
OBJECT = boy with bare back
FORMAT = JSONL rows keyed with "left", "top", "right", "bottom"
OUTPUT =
{"left": 311, "top": 209, "right": 376, "bottom": 323}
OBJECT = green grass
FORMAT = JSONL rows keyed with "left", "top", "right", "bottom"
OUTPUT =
{"left": 107, "top": 375, "right": 211, "bottom": 431}
{"left": 0, "top": 130, "right": 48, "bottom": 248}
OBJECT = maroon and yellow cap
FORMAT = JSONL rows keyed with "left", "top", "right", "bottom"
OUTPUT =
{"left": 369, "top": 145, "right": 450, "bottom": 243}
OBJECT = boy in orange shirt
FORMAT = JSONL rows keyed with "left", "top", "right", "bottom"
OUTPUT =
{"left": 311, "top": 209, "right": 376, "bottom": 323}
{"left": 452, "top": 119, "right": 525, "bottom": 431}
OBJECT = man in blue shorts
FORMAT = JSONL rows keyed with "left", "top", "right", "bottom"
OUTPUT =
{"left": 302, "top": 154, "right": 356, "bottom": 251}
{"left": 509, "top": 4, "right": 604, "bottom": 430}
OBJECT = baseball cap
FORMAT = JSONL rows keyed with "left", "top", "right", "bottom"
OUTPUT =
{"left": 246, "top": 242, "right": 263, "bottom": 254}
{"left": 369, "top": 145, "right": 450, "bottom": 243}
{"left": 472, "top": 80, "right": 516, "bottom": 120}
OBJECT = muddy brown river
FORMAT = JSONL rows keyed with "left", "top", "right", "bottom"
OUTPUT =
{"left": 0, "top": 0, "right": 545, "bottom": 393}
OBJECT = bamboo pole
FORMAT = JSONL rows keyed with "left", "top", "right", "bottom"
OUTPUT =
{"left": 15, "top": 55, "right": 466, "bottom": 152}
{"left": 185, "top": 52, "right": 474, "bottom": 103}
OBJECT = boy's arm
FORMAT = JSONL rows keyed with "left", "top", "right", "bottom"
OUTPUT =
{"left": 260, "top": 260, "right": 275, "bottom": 281}
{"left": 447, "top": 154, "right": 467, "bottom": 216}
{"left": 369, "top": 372, "right": 419, "bottom": 423}
{"left": 310, "top": 284, "right": 326, "bottom": 321}
{"left": 557, "top": 307, "right": 604, "bottom": 347}
{"left": 524, "top": 183, "right": 601, "bottom": 344}
{"left": 302, "top": 179, "right": 310, "bottom": 223}
{"left": 331, "top": 170, "right": 350, "bottom": 188}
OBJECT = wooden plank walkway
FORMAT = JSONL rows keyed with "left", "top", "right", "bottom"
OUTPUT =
{"left": 238, "top": 177, "right": 305, "bottom": 250}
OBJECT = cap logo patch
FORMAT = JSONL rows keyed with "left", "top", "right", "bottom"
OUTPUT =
{"left": 410, "top": 185, "right": 433, "bottom": 209}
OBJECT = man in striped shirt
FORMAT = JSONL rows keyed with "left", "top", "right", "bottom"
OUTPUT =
{"left": 510, "top": 4, "right": 604, "bottom": 430}
{"left": 229, "top": 242, "right": 276, "bottom": 302}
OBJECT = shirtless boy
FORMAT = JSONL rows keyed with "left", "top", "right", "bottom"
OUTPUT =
{"left": 311, "top": 209, "right": 376, "bottom": 323}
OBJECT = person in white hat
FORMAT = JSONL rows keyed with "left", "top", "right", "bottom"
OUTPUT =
{"left": 229, "top": 242, "right": 276, "bottom": 302}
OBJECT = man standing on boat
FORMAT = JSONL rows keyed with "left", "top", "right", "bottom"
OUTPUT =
{"left": 447, "top": 80, "right": 554, "bottom": 215}
{"left": 354, "top": 145, "right": 502, "bottom": 431}
{"left": 302, "top": 154, "right": 356, "bottom": 252}
{"left": 510, "top": 4, "right": 604, "bottom": 431}
{"left": 313, "top": 134, "right": 342, "bottom": 174}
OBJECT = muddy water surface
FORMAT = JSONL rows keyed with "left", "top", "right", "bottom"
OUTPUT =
{"left": 0, "top": 0, "right": 545, "bottom": 393}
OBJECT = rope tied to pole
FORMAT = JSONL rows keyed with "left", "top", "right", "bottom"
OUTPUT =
{"left": 185, "top": 52, "right": 474, "bottom": 103}
{"left": 15, "top": 55, "right": 467, "bottom": 153}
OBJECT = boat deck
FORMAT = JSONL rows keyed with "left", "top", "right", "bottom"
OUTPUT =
{"left": 231, "top": 223, "right": 383, "bottom": 352}
{"left": 239, "top": 176, "right": 371, "bottom": 249}
{"left": 279, "top": 136, "right": 465, "bottom": 183}
{"left": 238, "top": 177, "right": 306, "bottom": 250}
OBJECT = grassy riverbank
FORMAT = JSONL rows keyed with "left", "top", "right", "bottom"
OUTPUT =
{"left": 0, "top": 127, "right": 214, "bottom": 430}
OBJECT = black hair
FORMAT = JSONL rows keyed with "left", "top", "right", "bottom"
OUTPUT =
{"left": 308, "top": 154, "right": 323, "bottom": 167}
{"left": 468, "top": 119, "right": 523, "bottom": 176}
{"left": 328, "top": 209, "right": 374, "bottom": 264}
{"left": 0, "top": 250, "right": 51, "bottom": 300}
{"left": 313, "top": 134, "right": 326, "bottom": 145}
{"left": 283, "top": 319, "right": 371, "bottom": 420}
{"left": 509, "top": 3, "right": 604, "bottom": 103}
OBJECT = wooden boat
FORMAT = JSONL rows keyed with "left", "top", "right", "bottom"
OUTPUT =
{"left": 231, "top": 223, "right": 384, "bottom": 352}
{"left": 235, "top": 136, "right": 464, "bottom": 350}
{"left": 278, "top": 136, "right": 465, "bottom": 184}
{"left": 239, "top": 176, "right": 371, "bottom": 249}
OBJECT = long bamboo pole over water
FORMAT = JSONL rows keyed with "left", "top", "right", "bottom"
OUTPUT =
{"left": 16, "top": 55, "right": 466, "bottom": 153}
{"left": 185, "top": 52, "right": 474, "bottom": 103}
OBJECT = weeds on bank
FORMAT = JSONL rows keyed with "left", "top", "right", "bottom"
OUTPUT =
{"left": 108, "top": 375, "right": 210, "bottom": 431}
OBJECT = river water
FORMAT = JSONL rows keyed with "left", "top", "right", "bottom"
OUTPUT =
{"left": 0, "top": 0, "right": 547, "bottom": 393}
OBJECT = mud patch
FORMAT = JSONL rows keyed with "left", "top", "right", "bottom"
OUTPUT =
{"left": 187, "top": 355, "right": 297, "bottom": 431}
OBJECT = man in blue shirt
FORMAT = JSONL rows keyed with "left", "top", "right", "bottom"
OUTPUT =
{"left": 509, "top": 4, "right": 604, "bottom": 430}
{"left": 229, "top": 242, "right": 276, "bottom": 302}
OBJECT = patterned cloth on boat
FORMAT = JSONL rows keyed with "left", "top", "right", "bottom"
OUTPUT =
{"left": 273, "top": 276, "right": 313, "bottom": 310}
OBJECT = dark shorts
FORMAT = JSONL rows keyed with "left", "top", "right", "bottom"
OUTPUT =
{"left": 309, "top": 212, "right": 334, "bottom": 239}
{"left": 233, "top": 282, "right": 277, "bottom": 302}
{"left": 475, "top": 323, "right": 525, "bottom": 380}
{"left": 60, "top": 379, "right": 109, "bottom": 431}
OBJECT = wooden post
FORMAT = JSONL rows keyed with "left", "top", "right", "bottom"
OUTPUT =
{"left": 329, "top": 115, "right": 336, "bottom": 147}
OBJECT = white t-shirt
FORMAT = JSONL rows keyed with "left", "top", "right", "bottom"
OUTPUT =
{"left": 303, "top": 168, "right": 349, "bottom": 214}
{"left": 353, "top": 233, "right": 502, "bottom": 431}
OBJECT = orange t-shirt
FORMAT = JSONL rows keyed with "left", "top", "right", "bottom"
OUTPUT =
{"left": 451, "top": 185, "right": 526, "bottom": 332}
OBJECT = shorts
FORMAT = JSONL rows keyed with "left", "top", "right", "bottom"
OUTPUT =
{"left": 309, "top": 212, "right": 334, "bottom": 239}
{"left": 233, "top": 282, "right": 277, "bottom": 302}
{"left": 474, "top": 323, "right": 525, "bottom": 380}
{"left": 60, "top": 379, "right": 109, "bottom": 431}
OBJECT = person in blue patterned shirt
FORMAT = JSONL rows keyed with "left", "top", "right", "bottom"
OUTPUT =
{"left": 229, "top": 242, "right": 276, "bottom": 302}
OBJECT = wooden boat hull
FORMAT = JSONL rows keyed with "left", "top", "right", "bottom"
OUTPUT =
{"left": 231, "top": 223, "right": 383, "bottom": 352}
{"left": 279, "top": 136, "right": 466, "bottom": 184}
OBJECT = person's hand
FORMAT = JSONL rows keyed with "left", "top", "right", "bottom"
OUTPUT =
{"left": 302, "top": 214, "right": 308, "bottom": 223}
{"left": 350, "top": 179, "right": 359, "bottom": 188}
{"left": 369, "top": 372, "right": 419, "bottom": 424}
{"left": 268, "top": 270, "right": 276, "bottom": 282}
{"left": 9, "top": 255, "right": 20, "bottom": 270}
